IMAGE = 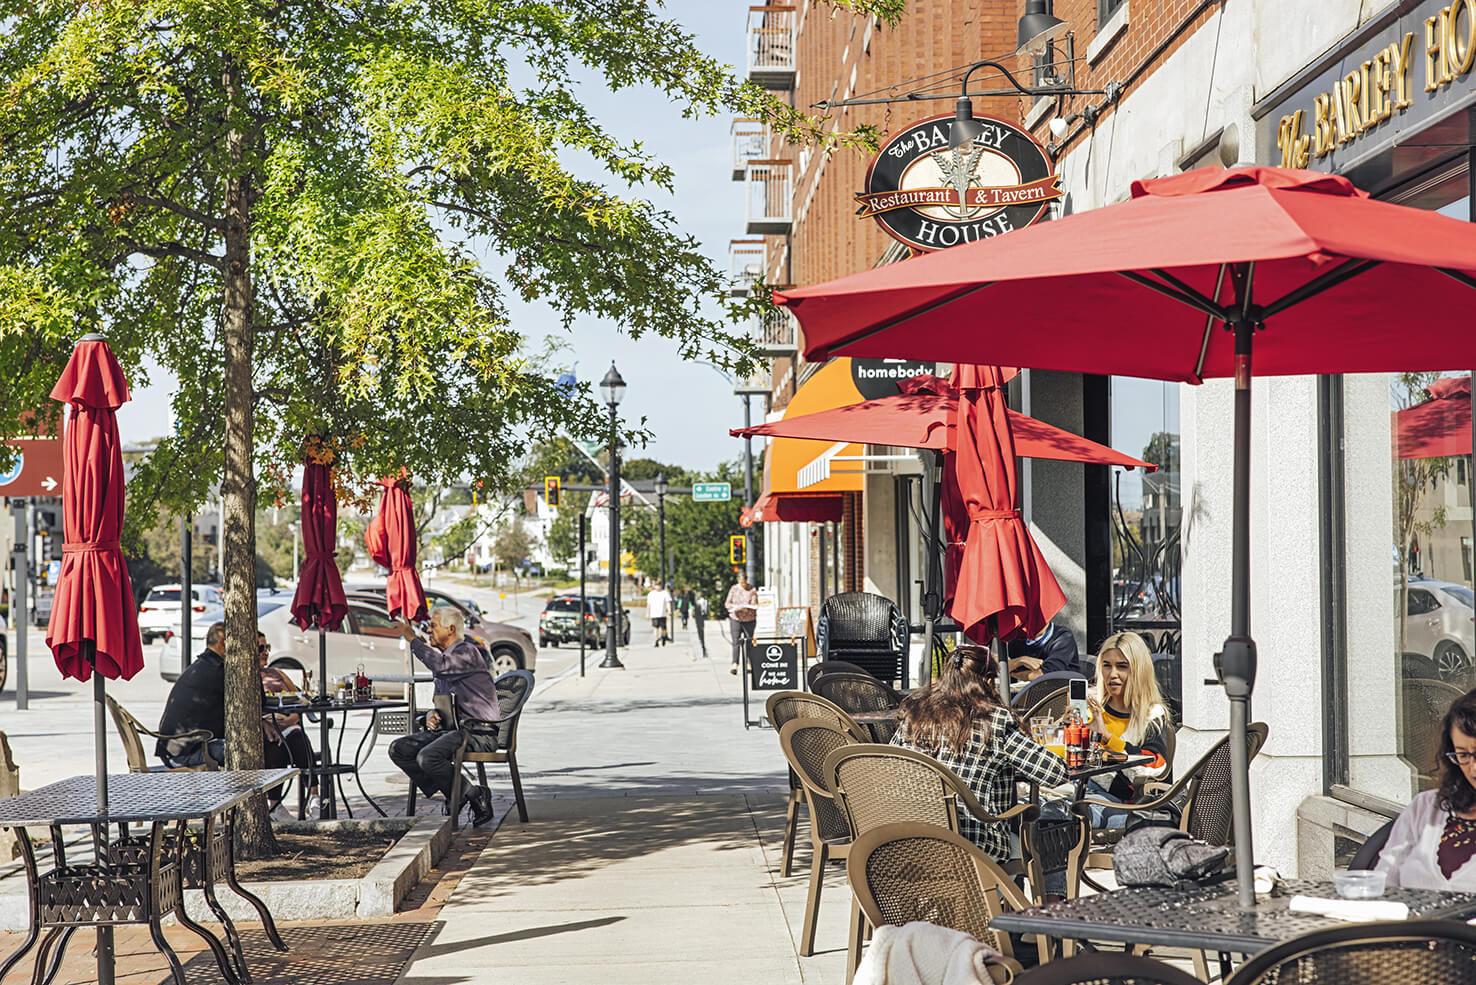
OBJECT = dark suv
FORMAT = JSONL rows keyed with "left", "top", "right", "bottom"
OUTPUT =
{"left": 540, "top": 595, "right": 630, "bottom": 648}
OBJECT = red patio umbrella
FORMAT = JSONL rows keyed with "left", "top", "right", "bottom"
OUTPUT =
{"left": 741, "top": 492, "right": 844, "bottom": 524}
{"left": 365, "top": 472, "right": 427, "bottom": 622}
{"left": 1395, "top": 375, "right": 1472, "bottom": 459}
{"left": 732, "top": 372, "right": 1158, "bottom": 471}
{"left": 45, "top": 333, "right": 142, "bottom": 982}
{"left": 777, "top": 165, "right": 1476, "bottom": 909}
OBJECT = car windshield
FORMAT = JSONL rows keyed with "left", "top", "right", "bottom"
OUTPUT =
{"left": 1446, "top": 586, "right": 1475, "bottom": 608}
{"left": 148, "top": 589, "right": 182, "bottom": 602}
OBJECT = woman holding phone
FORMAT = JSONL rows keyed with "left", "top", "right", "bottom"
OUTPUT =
{"left": 1081, "top": 630, "right": 1174, "bottom": 827}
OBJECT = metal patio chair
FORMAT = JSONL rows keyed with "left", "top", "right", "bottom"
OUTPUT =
{"left": 1012, "top": 951, "right": 1205, "bottom": 985}
{"left": 1400, "top": 676, "right": 1463, "bottom": 787}
{"left": 446, "top": 669, "right": 535, "bottom": 830}
{"left": 765, "top": 691, "right": 869, "bottom": 879}
{"left": 813, "top": 672, "right": 903, "bottom": 742}
{"left": 106, "top": 695, "right": 219, "bottom": 773}
{"left": 1224, "top": 919, "right": 1476, "bottom": 985}
{"left": 817, "top": 592, "right": 911, "bottom": 687}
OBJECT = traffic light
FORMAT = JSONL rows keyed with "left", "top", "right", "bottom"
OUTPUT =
{"left": 729, "top": 534, "right": 747, "bottom": 566}
{"left": 544, "top": 475, "right": 561, "bottom": 507}
{"left": 36, "top": 507, "right": 62, "bottom": 560}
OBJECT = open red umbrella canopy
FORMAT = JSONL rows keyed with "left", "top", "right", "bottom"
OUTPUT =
{"left": 45, "top": 336, "right": 143, "bottom": 681}
{"left": 731, "top": 371, "right": 1156, "bottom": 470}
{"left": 783, "top": 167, "right": 1476, "bottom": 378}
{"left": 292, "top": 461, "right": 349, "bottom": 630}
{"left": 1395, "top": 376, "right": 1472, "bottom": 460}
{"left": 365, "top": 472, "right": 427, "bottom": 623}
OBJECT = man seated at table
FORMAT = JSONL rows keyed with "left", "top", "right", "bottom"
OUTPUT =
{"left": 1007, "top": 620, "right": 1082, "bottom": 682}
{"left": 390, "top": 606, "right": 500, "bottom": 826}
{"left": 156, "top": 621, "right": 233, "bottom": 768}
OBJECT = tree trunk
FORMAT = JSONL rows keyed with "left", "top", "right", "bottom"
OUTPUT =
{"left": 221, "top": 57, "right": 275, "bottom": 858}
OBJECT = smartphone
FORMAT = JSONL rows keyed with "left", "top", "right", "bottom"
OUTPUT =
{"left": 1068, "top": 677, "right": 1089, "bottom": 720}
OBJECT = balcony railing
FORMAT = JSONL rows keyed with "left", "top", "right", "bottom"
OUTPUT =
{"left": 745, "top": 160, "right": 792, "bottom": 235}
{"left": 746, "top": 6, "right": 796, "bottom": 89}
{"left": 729, "top": 239, "right": 766, "bottom": 297}
{"left": 756, "top": 305, "right": 797, "bottom": 357}
{"left": 733, "top": 366, "right": 772, "bottom": 396}
{"left": 731, "top": 119, "right": 767, "bottom": 181}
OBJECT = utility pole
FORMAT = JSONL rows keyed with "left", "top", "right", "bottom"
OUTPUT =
{"left": 600, "top": 363, "right": 626, "bottom": 670}
{"left": 742, "top": 393, "right": 755, "bottom": 584}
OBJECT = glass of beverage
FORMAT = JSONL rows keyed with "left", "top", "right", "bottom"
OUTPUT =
{"left": 1030, "top": 716, "right": 1052, "bottom": 743}
{"left": 1043, "top": 723, "right": 1066, "bottom": 760}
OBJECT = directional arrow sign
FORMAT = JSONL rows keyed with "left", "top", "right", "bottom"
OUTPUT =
{"left": 0, "top": 438, "right": 64, "bottom": 498}
{"left": 692, "top": 482, "right": 732, "bottom": 502}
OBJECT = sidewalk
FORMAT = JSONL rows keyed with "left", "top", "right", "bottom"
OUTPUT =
{"left": 396, "top": 626, "right": 857, "bottom": 985}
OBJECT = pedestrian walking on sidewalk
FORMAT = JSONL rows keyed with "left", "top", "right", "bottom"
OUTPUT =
{"left": 693, "top": 593, "right": 709, "bottom": 659}
{"left": 725, "top": 570, "right": 758, "bottom": 675}
{"left": 647, "top": 580, "right": 673, "bottom": 646}
{"left": 677, "top": 586, "right": 692, "bottom": 630}
{"left": 389, "top": 607, "right": 500, "bottom": 826}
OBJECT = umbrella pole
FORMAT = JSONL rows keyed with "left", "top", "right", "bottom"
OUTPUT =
{"left": 922, "top": 452, "right": 943, "bottom": 678}
{"left": 318, "top": 615, "right": 332, "bottom": 820}
{"left": 87, "top": 643, "right": 115, "bottom": 985}
{"left": 1223, "top": 310, "right": 1260, "bottom": 910}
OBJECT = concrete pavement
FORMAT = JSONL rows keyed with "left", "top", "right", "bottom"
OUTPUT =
{"left": 395, "top": 623, "right": 859, "bottom": 985}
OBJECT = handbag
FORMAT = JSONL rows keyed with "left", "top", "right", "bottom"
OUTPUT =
{"left": 1113, "top": 824, "right": 1230, "bottom": 887}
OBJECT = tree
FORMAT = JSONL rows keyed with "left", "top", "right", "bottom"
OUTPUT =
{"left": 492, "top": 524, "right": 538, "bottom": 571}
{"left": 547, "top": 490, "right": 592, "bottom": 568}
{"left": 623, "top": 461, "right": 756, "bottom": 611}
{"left": 0, "top": 0, "right": 898, "bottom": 854}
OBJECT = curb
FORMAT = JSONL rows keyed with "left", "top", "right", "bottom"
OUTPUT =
{"left": 0, "top": 814, "right": 452, "bottom": 930}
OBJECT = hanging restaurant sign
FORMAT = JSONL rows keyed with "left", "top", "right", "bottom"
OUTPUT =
{"left": 857, "top": 113, "right": 1061, "bottom": 253}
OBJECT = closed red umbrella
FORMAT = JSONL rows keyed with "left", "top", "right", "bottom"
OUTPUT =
{"left": 44, "top": 332, "right": 140, "bottom": 983}
{"left": 365, "top": 473, "right": 427, "bottom": 622}
{"left": 46, "top": 335, "right": 143, "bottom": 682}
{"left": 777, "top": 165, "right": 1476, "bottom": 909}
{"left": 1395, "top": 376, "right": 1471, "bottom": 459}
{"left": 948, "top": 365, "right": 1066, "bottom": 646}
{"left": 292, "top": 461, "right": 349, "bottom": 632}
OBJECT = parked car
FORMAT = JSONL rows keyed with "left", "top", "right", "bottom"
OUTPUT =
{"left": 138, "top": 583, "right": 222, "bottom": 643}
{"left": 162, "top": 593, "right": 426, "bottom": 686}
{"left": 343, "top": 584, "right": 536, "bottom": 676}
{"left": 1400, "top": 578, "right": 1476, "bottom": 687}
{"left": 540, "top": 594, "right": 630, "bottom": 648}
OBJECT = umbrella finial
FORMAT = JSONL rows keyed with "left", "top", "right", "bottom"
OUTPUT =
{"left": 77, "top": 332, "right": 106, "bottom": 343}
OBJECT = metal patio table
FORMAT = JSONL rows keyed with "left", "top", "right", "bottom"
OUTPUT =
{"left": 1063, "top": 754, "right": 1153, "bottom": 800}
{"left": 268, "top": 696, "right": 407, "bottom": 818}
{"left": 989, "top": 875, "right": 1476, "bottom": 956}
{"left": 0, "top": 769, "right": 294, "bottom": 985}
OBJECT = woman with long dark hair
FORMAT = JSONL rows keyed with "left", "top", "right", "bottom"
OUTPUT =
{"left": 1377, "top": 687, "right": 1476, "bottom": 889}
{"left": 892, "top": 645, "right": 1068, "bottom": 863}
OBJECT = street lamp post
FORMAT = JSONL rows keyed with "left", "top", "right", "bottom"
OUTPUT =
{"left": 654, "top": 472, "right": 668, "bottom": 589}
{"left": 600, "top": 363, "right": 626, "bottom": 670}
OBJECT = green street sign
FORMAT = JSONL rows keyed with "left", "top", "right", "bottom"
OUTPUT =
{"left": 692, "top": 482, "right": 732, "bottom": 502}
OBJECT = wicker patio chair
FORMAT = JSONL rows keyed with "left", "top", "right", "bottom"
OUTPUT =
{"left": 1401, "top": 676, "right": 1463, "bottom": 786}
{"left": 766, "top": 691, "right": 870, "bottom": 879}
{"left": 1223, "top": 919, "right": 1476, "bottom": 985}
{"left": 817, "top": 592, "right": 911, "bottom": 686}
{"left": 846, "top": 821, "right": 1043, "bottom": 971}
{"left": 813, "top": 672, "right": 903, "bottom": 742}
{"left": 446, "top": 669, "right": 534, "bottom": 831}
{"left": 1021, "top": 686, "right": 1070, "bottom": 722}
{"left": 1012, "top": 951, "right": 1204, "bottom": 985}
{"left": 824, "top": 744, "right": 1040, "bottom": 982}
{"left": 806, "top": 659, "right": 869, "bottom": 691}
{"left": 106, "top": 695, "right": 219, "bottom": 773}
{"left": 1067, "top": 722, "right": 1269, "bottom": 896}
{"left": 777, "top": 718, "right": 863, "bottom": 957}
{"left": 1011, "top": 671, "right": 1086, "bottom": 711}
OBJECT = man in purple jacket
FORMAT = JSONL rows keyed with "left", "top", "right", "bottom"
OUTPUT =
{"left": 391, "top": 606, "right": 501, "bottom": 826}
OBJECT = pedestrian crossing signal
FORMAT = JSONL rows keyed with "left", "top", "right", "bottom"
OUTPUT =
{"left": 729, "top": 534, "right": 747, "bottom": 566}
{"left": 544, "top": 475, "right": 561, "bottom": 506}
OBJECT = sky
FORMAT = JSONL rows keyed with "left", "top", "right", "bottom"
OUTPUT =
{"left": 118, "top": 3, "right": 750, "bottom": 473}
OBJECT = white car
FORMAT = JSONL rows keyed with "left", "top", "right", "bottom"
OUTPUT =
{"left": 1402, "top": 578, "right": 1476, "bottom": 686}
{"left": 138, "top": 584, "right": 222, "bottom": 643}
{"left": 160, "top": 593, "right": 433, "bottom": 689}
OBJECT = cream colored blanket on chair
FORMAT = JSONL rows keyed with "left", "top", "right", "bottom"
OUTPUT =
{"left": 853, "top": 921, "right": 1005, "bottom": 985}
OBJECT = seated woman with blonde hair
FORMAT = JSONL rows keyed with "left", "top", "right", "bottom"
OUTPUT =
{"left": 1082, "top": 630, "right": 1174, "bottom": 828}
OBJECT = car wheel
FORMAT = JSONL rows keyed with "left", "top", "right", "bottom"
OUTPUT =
{"left": 622, "top": 628, "right": 630, "bottom": 646}
{"left": 548, "top": 638, "right": 559, "bottom": 648}
{"left": 1436, "top": 642, "right": 1473, "bottom": 685}
{"left": 491, "top": 647, "right": 523, "bottom": 677}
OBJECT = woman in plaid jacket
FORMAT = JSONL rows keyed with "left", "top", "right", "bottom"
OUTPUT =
{"left": 891, "top": 645, "right": 1067, "bottom": 863}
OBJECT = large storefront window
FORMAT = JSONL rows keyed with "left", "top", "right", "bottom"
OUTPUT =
{"left": 1108, "top": 378, "right": 1182, "bottom": 705}
{"left": 1343, "top": 194, "right": 1473, "bottom": 804}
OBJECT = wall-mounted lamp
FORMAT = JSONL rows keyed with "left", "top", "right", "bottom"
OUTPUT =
{"left": 1017, "top": 0, "right": 1068, "bottom": 57}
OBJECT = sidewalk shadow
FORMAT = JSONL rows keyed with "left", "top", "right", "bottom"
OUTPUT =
{"left": 449, "top": 794, "right": 786, "bottom": 903}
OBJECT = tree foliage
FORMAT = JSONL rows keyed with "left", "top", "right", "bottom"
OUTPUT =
{"left": 0, "top": 0, "right": 903, "bottom": 854}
